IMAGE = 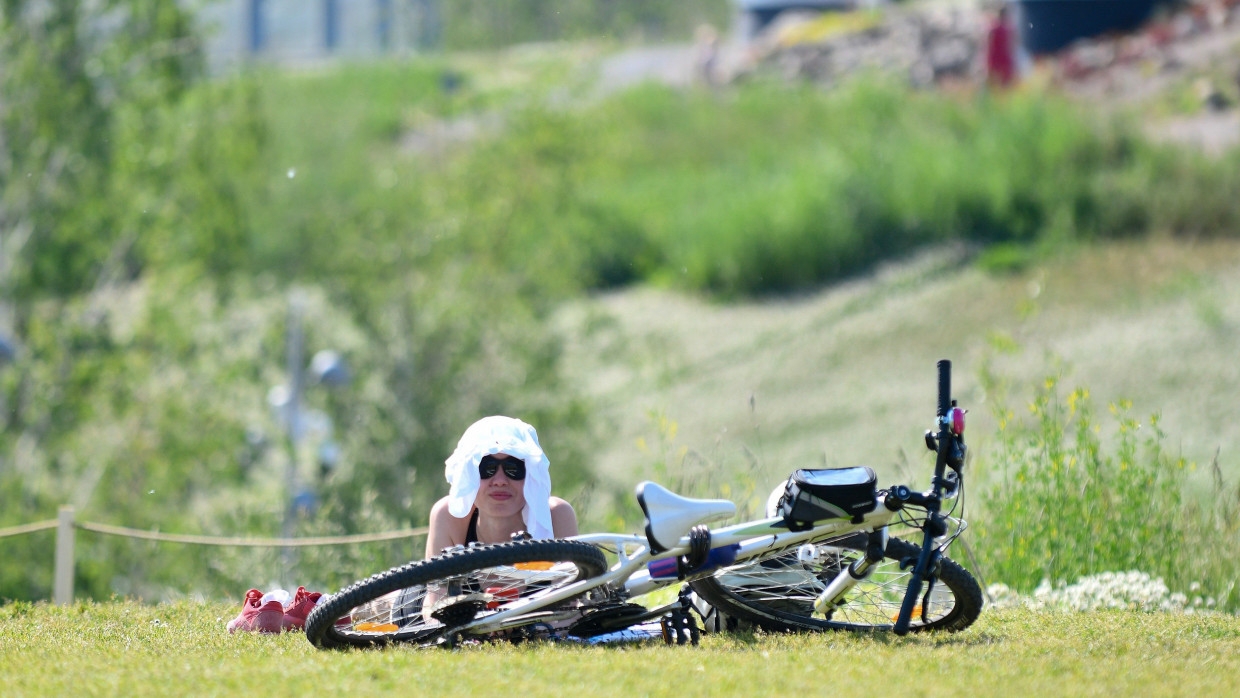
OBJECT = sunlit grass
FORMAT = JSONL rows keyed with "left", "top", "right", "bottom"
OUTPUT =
{"left": 1, "top": 601, "right": 1237, "bottom": 697}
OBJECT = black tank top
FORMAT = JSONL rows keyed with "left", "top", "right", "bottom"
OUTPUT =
{"left": 465, "top": 509, "right": 479, "bottom": 544}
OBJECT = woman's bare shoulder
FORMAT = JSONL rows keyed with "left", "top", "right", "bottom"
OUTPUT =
{"left": 425, "top": 497, "right": 472, "bottom": 558}
{"left": 428, "top": 497, "right": 471, "bottom": 535}
{"left": 549, "top": 496, "right": 578, "bottom": 537}
{"left": 549, "top": 496, "right": 577, "bottom": 520}
{"left": 429, "top": 496, "right": 453, "bottom": 517}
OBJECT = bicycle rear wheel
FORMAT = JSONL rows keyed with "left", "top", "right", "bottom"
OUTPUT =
{"left": 689, "top": 535, "right": 982, "bottom": 633}
{"left": 305, "top": 539, "right": 608, "bottom": 649}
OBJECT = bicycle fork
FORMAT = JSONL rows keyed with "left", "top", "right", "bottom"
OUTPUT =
{"left": 812, "top": 528, "right": 889, "bottom": 615}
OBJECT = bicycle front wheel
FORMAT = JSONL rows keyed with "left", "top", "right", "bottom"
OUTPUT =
{"left": 305, "top": 539, "right": 609, "bottom": 649}
{"left": 689, "top": 535, "right": 982, "bottom": 633}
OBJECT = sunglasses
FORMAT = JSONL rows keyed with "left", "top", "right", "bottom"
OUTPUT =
{"left": 478, "top": 455, "right": 526, "bottom": 481}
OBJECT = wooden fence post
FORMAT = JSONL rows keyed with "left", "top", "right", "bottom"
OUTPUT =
{"left": 54, "top": 506, "right": 75, "bottom": 605}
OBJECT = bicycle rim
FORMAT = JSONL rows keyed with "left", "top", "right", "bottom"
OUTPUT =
{"left": 689, "top": 536, "right": 982, "bottom": 632}
{"left": 305, "top": 539, "right": 609, "bottom": 649}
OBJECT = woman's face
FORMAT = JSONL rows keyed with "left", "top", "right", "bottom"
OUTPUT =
{"left": 476, "top": 453, "right": 526, "bottom": 520}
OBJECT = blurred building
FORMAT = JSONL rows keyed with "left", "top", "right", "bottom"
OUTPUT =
{"left": 735, "top": 0, "right": 863, "bottom": 39}
{"left": 1015, "top": 0, "right": 1165, "bottom": 55}
{"left": 196, "top": 0, "right": 442, "bottom": 70}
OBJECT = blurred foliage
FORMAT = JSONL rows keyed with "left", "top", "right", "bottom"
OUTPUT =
{"left": 436, "top": 79, "right": 1240, "bottom": 298}
{"left": 0, "top": 3, "right": 597, "bottom": 602}
{"left": 3, "top": 1, "right": 1239, "bottom": 603}
{"left": 0, "top": 0, "right": 204, "bottom": 300}
{"left": 439, "top": 0, "right": 731, "bottom": 49}
{"left": 972, "top": 361, "right": 1240, "bottom": 612}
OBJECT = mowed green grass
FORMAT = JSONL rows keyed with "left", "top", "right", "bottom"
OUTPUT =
{"left": 2, "top": 601, "right": 1237, "bottom": 697}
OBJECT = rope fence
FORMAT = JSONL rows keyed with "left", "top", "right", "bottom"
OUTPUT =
{"left": 0, "top": 519, "right": 58, "bottom": 538}
{"left": 76, "top": 520, "right": 428, "bottom": 547}
{"left": 0, "top": 506, "right": 428, "bottom": 604}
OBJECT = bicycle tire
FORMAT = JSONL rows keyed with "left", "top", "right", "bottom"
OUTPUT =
{"left": 305, "top": 539, "right": 608, "bottom": 649}
{"left": 689, "top": 536, "right": 982, "bottom": 633}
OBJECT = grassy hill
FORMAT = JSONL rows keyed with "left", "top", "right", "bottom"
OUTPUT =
{"left": 557, "top": 237, "right": 1240, "bottom": 516}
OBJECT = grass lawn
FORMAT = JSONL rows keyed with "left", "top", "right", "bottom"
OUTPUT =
{"left": 2, "top": 601, "right": 1237, "bottom": 697}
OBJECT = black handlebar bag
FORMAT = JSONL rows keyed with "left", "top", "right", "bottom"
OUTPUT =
{"left": 777, "top": 467, "right": 878, "bottom": 528}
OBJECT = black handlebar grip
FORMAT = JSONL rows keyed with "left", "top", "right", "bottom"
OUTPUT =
{"left": 937, "top": 360, "right": 951, "bottom": 418}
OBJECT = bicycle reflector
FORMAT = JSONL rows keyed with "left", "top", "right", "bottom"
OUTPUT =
{"left": 485, "top": 586, "right": 519, "bottom": 610}
{"left": 947, "top": 406, "right": 966, "bottom": 436}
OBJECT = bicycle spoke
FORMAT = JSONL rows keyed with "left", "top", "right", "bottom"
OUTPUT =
{"left": 332, "top": 561, "right": 586, "bottom": 642}
{"left": 307, "top": 541, "right": 611, "bottom": 650}
{"left": 708, "top": 542, "right": 960, "bottom": 629}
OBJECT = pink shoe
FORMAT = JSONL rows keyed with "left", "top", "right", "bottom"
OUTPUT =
{"left": 227, "top": 589, "right": 284, "bottom": 634}
{"left": 253, "top": 597, "right": 285, "bottom": 634}
{"left": 227, "top": 589, "right": 262, "bottom": 633}
{"left": 281, "top": 586, "right": 323, "bottom": 631}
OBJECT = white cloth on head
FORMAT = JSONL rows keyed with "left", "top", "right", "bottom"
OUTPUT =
{"left": 444, "top": 416, "right": 554, "bottom": 540}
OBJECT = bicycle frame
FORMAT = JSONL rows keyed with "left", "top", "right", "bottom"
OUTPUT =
{"left": 459, "top": 500, "right": 904, "bottom": 635}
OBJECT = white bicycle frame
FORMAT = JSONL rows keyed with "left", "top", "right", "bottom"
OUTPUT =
{"left": 461, "top": 492, "right": 902, "bottom": 635}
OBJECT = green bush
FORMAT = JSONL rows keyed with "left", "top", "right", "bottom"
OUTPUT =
{"left": 973, "top": 365, "right": 1240, "bottom": 611}
{"left": 436, "top": 79, "right": 1240, "bottom": 298}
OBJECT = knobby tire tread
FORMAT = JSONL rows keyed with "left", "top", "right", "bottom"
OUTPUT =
{"left": 305, "top": 539, "right": 608, "bottom": 649}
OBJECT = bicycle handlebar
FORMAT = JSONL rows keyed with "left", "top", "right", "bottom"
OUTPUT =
{"left": 937, "top": 359, "right": 951, "bottom": 418}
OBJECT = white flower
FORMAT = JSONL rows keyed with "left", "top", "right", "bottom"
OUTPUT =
{"left": 992, "top": 571, "right": 1214, "bottom": 614}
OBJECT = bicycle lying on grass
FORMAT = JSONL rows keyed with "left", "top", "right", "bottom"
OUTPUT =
{"left": 306, "top": 360, "right": 983, "bottom": 649}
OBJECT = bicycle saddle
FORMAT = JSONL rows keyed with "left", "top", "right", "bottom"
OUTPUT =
{"left": 635, "top": 481, "right": 737, "bottom": 553}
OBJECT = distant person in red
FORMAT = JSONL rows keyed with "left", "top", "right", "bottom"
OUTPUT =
{"left": 985, "top": 4, "right": 1017, "bottom": 88}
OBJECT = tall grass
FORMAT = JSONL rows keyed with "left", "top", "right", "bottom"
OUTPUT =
{"left": 972, "top": 362, "right": 1240, "bottom": 611}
